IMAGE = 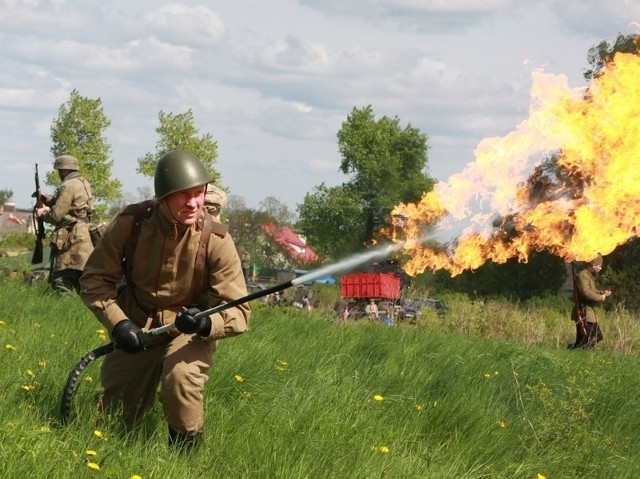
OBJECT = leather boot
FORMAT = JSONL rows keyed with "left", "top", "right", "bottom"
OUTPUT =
{"left": 168, "top": 427, "right": 204, "bottom": 452}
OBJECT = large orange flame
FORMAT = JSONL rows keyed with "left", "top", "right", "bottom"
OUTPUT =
{"left": 390, "top": 50, "right": 640, "bottom": 277}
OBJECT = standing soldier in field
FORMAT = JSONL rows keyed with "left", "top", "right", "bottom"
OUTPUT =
{"left": 80, "top": 150, "right": 250, "bottom": 451}
{"left": 571, "top": 254, "right": 611, "bottom": 348}
{"left": 35, "top": 155, "right": 94, "bottom": 294}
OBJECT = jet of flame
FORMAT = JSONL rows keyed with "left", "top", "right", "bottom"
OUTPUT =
{"left": 390, "top": 49, "right": 640, "bottom": 277}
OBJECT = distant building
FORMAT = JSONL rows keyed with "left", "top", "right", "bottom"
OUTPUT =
{"left": 260, "top": 222, "right": 319, "bottom": 266}
{"left": 0, "top": 202, "right": 34, "bottom": 234}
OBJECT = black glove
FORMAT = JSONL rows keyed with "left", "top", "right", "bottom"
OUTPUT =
{"left": 111, "top": 320, "right": 145, "bottom": 354}
{"left": 175, "top": 307, "right": 212, "bottom": 337}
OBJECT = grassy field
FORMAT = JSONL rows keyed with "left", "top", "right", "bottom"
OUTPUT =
{"left": 1, "top": 277, "right": 639, "bottom": 478}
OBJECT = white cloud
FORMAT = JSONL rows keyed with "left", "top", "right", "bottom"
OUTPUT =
{"left": 142, "top": 3, "right": 225, "bottom": 47}
{"left": 0, "top": 0, "right": 634, "bottom": 214}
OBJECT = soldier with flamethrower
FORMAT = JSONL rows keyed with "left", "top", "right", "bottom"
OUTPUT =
{"left": 570, "top": 254, "right": 611, "bottom": 348}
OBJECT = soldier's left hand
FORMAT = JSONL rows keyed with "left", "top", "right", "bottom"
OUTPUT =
{"left": 36, "top": 206, "right": 50, "bottom": 217}
{"left": 176, "top": 307, "right": 212, "bottom": 337}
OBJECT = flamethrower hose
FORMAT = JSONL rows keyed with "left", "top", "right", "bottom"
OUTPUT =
{"left": 59, "top": 242, "right": 400, "bottom": 423}
{"left": 59, "top": 280, "right": 296, "bottom": 424}
{"left": 60, "top": 343, "right": 115, "bottom": 424}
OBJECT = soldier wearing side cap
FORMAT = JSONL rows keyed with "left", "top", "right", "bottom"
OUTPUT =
{"left": 34, "top": 155, "right": 94, "bottom": 294}
{"left": 571, "top": 254, "right": 611, "bottom": 348}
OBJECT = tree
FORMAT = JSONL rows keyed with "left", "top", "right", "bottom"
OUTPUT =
{"left": 50, "top": 89, "right": 122, "bottom": 219}
{"left": 298, "top": 105, "right": 435, "bottom": 259}
{"left": 0, "top": 189, "right": 13, "bottom": 205}
{"left": 137, "top": 109, "right": 220, "bottom": 184}
{"left": 259, "top": 196, "right": 296, "bottom": 225}
{"left": 297, "top": 183, "right": 364, "bottom": 259}
{"left": 584, "top": 33, "right": 640, "bottom": 80}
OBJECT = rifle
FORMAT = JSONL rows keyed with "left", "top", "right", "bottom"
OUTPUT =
{"left": 571, "top": 262, "right": 587, "bottom": 336}
{"left": 31, "top": 164, "right": 46, "bottom": 264}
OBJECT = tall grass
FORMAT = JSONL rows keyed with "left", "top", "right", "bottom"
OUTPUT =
{"left": 1, "top": 278, "right": 640, "bottom": 478}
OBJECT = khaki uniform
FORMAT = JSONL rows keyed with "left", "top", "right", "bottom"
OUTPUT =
{"left": 571, "top": 268, "right": 605, "bottom": 347}
{"left": 80, "top": 200, "right": 250, "bottom": 434}
{"left": 41, "top": 172, "right": 94, "bottom": 293}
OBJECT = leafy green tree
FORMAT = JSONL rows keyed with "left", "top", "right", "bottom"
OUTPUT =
{"left": 584, "top": 33, "right": 640, "bottom": 80}
{"left": 49, "top": 89, "right": 122, "bottom": 219}
{"left": 0, "top": 189, "right": 13, "bottom": 205}
{"left": 137, "top": 109, "right": 220, "bottom": 184}
{"left": 298, "top": 106, "right": 435, "bottom": 259}
{"left": 297, "top": 183, "right": 364, "bottom": 259}
{"left": 259, "top": 196, "right": 296, "bottom": 225}
{"left": 433, "top": 251, "right": 566, "bottom": 301}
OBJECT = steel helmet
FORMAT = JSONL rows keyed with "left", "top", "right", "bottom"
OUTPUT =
{"left": 53, "top": 155, "right": 79, "bottom": 171}
{"left": 154, "top": 150, "right": 212, "bottom": 199}
{"left": 204, "top": 185, "right": 227, "bottom": 208}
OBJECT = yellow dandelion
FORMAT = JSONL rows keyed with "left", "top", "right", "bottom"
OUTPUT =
{"left": 132, "top": 476, "right": 143, "bottom": 479}
{"left": 84, "top": 376, "right": 93, "bottom": 383}
{"left": 5, "top": 344, "right": 15, "bottom": 351}
{"left": 93, "top": 430, "right": 106, "bottom": 440}
{"left": 277, "top": 360, "right": 288, "bottom": 367}
{"left": 21, "top": 384, "right": 35, "bottom": 392}
{"left": 415, "top": 404, "right": 424, "bottom": 412}
{"left": 373, "top": 394, "right": 384, "bottom": 401}
{"left": 86, "top": 462, "right": 100, "bottom": 470}
{"left": 497, "top": 420, "right": 506, "bottom": 428}
{"left": 379, "top": 446, "right": 390, "bottom": 453}
{"left": 39, "top": 426, "right": 50, "bottom": 432}
{"left": 86, "top": 450, "right": 97, "bottom": 456}
{"left": 483, "top": 373, "right": 491, "bottom": 379}
{"left": 234, "top": 374, "right": 245, "bottom": 383}
{"left": 26, "top": 369, "right": 36, "bottom": 377}
{"left": 494, "top": 371, "right": 499, "bottom": 376}
{"left": 537, "top": 475, "right": 546, "bottom": 479}
{"left": 38, "top": 359, "right": 47, "bottom": 368}
{"left": 0, "top": 320, "right": 5, "bottom": 325}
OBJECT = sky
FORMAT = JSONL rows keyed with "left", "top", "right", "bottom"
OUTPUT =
{"left": 1, "top": 0, "right": 638, "bottom": 214}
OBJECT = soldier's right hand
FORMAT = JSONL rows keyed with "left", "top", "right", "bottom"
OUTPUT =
{"left": 111, "top": 320, "right": 145, "bottom": 354}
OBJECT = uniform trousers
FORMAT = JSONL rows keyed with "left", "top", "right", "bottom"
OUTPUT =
{"left": 100, "top": 332, "right": 216, "bottom": 434}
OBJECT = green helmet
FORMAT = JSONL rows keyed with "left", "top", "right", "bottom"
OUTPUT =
{"left": 154, "top": 150, "right": 212, "bottom": 199}
{"left": 54, "top": 155, "right": 79, "bottom": 171}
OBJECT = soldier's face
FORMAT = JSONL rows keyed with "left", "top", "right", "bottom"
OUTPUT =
{"left": 164, "top": 185, "right": 206, "bottom": 226}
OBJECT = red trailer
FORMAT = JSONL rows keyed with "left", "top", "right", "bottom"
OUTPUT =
{"left": 340, "top": 273, "right": 401, "bottom": 299}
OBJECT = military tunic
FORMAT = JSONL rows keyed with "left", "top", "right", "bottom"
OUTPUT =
{"left": 571, "top": 267, "right": 606, "bottom": 347}
{"left": 41, "top": 172, "right": 94, "bottom": 293}
{"left": 80, "top": 200, "right": 250, "bottom": 433}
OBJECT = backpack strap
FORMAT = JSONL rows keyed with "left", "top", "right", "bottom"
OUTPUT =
{"left": 121, "top": 200, "right": 155, "bottom": 288}
{"left": 192, "top": 211, "right": 213, "bottom": 297}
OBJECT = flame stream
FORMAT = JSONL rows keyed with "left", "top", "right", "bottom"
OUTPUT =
{"left": 391, "top": 51, "right": 640, "bottom": 277}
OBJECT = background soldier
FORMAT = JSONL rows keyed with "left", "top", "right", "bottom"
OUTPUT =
{"left": 35, "top": 155, "right": 94, "bottom": 294}
{"left": 571, "top": 254, "right": 612, "bottom": 348}
{"left": 203, "top": 185, "right": 227, "bottom": 221}
{"left": 80, "top": 150, "right": 249, "bottom": 451}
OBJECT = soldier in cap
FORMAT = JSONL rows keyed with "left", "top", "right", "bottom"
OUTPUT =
{"left": 34, "top": 155, "right": 94, "bottom": 294}
{"left": 571, "top": 254, "right": 611, "bottom": 348}
{"left": 203, "top": 185, "right": 227, "bottom": 221}
{"left": 80, "top": 150, "right": 250, "bottom": 450}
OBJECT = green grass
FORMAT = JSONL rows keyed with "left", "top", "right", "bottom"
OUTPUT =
{"left": 1, "top": 278, "right": 640, "bottom": 478}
